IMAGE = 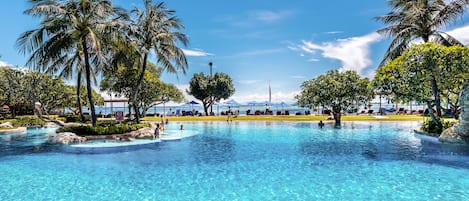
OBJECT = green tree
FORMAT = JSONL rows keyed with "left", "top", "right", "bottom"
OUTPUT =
{"left": 101, "top": 63, "right": 183, "bottom": 118}
{"left": 17, "top": 0, "right": 126, "bottom": 126}
{"left": 0, "top": 67, "right": 97, "bottom": 118}
{"left": 127, "top": 0, "right": 188, "bottom": 123}
{"left": 296, "top": 70, "right": 373, "bottom": 127}
{"left": 137, "top": 75, "right": 184, "bottom": 117}
{"left": 376, "top": 0, "right": 469, "bottom": 117}
{"left": 23, "top": 72, "right": 75, "bottom": 115}
{"left": 374, "top": 42, "right": 469, "bottom": 130}
{"left": 187, "top": 72, "right": 236, "bottom": 115}
{"left": 44, "top": 44, "right": 88, "bottom": 122}
{"left": 0, "top": 67, "right": 27, "bottom": 117}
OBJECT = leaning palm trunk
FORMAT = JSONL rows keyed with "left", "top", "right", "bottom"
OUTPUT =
{"left": 131, "top": 53, "right": 149, "bottom": 124}
{"left": 82, "top": 41, "right": 97, "bottom": 126}
{"left": 76, "top": 72, "right": 85, "bottom": 122}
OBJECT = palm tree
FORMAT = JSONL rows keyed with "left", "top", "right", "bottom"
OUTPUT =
{"left": 376, "top": 0, "right": 469, "bottom": 128}
{"left": 17, "top": 0, "right": 127, "bottom": 126}
{"left": 128, "top": 0, "right": 188, "bottom": 123}
{"left": 376, "top": 0, "right": 469, "bottom": 66}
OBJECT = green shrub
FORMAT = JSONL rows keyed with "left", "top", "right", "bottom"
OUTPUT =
{"left": 420, "top": 119, "right": 457, "bottom": 136}
{"left": 59, "top": 114, "right": 90, "bottom": 123}
{"left": 57, "top": 123, "right": 149, "bottom": 136}
{"left": 9, "top": 117, "right": 46, "bottom": 127}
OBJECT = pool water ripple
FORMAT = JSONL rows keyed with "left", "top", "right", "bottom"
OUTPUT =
{"left": 0, "top": 121, "right": 468, "bottom": 200}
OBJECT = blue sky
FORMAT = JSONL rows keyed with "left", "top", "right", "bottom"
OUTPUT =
{"left": 1, "top": 0, "right": 469, "bottom": 103}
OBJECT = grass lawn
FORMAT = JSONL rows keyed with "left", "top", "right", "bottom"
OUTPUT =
{"left": 141, "top": 114, "right": 431, "bottom": 122}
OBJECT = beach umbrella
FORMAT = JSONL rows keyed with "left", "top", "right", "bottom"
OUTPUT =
{"left": 188, "top": 100, "right": 199, "bottom": 112}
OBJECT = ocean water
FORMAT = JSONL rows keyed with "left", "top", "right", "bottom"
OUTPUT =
{"left": 0, "top": 122, "right": 468, "bottom": 201}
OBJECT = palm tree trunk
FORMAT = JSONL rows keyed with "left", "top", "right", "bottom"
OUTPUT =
{"left": 76, "top": 72, "right": 85, "bottom": 122}
{"left": 81, "top": 40, "right": 97, "bottom": 126}
{"left": 131, "top": 53, "right": 148, "bottom": 124}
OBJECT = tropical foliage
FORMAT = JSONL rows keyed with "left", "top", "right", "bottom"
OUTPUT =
{"left": 374, "top": 42, "right": 469, "bottom": 131}
{"left": 296, "top": 70, "right": 374, "bottom": 126}
{"left": 375, "top": 0, "right": 469, "bottom": 66}
{"left": 421, "top": 119, "right": 457, "bottom": 135}
{"left": 100, "top": 63, "right": 184, "bottom": 118}
{"left": 187, "top": 72, "right": 236, "bottom": 115}
{"left": 58, "top": 123, "right": 148, "bottom": 136}
{"left": 125, "top": 0, "right": 188, "bottom": 123}
{"left": 17, "top": 0, "right": 127, "bottom": 126}
{"left": 0, "top": 67, "right": 103, "bottom": 119}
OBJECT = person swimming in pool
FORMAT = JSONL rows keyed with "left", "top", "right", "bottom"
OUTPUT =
{"left": 318, "top": 120, "right": 325, "bottom": 128}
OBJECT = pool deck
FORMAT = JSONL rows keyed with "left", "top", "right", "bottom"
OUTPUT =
{"left": 0, "top": 127, "right": 26, "bottom": 134}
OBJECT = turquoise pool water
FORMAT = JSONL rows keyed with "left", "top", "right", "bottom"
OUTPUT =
{"left": 0, "top": 122, "right": 468, "bottom": 200}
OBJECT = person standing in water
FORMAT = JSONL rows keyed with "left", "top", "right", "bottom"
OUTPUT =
{"left": 154, "top": 123, "right": 161, "bottom": 139}
{"left": 227, "top": 106, "right": 233, "bottom": 122}
{"left": 318, "top": 120, "right": 325, "bottom": 128}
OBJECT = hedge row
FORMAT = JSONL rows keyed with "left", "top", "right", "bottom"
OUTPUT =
{"left": 57, "top": 123, "right": 149, "bottom": 136}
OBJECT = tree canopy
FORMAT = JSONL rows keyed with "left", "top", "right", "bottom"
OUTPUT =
{"left": 374, "top": 42, "right": 469, "bottom": 129}
{"left": 126, "top": 0, "right": 188, "bottom": 123}
{"left": 296, "top": 70, "right": 373, "bottom": 126}
{"left": 17, "top": 0, "right": 127, "bottom": 126}
{"left": 375, "top": 0, "right": 469, "bottom": 66}
{"left": 187, "top": 72, "right": 235, "bottom": 115}
{"left": 0, "top": 67, "right": 103, "bottom": 118}
{"left": 101, "top": 63, "right": 184, "bottom": 117}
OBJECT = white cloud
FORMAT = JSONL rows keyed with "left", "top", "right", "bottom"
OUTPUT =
{"left": 292, "top": 32, "right": 382, "bottom": 75}
{"left": 175, "top": 84, "right": 197, "bottom": 103}
{"left": 250, "top": 10, "right": 295, "bottom": 23}
{"left": 447, "top": 24, "right": 469, "bottom": 46}
{"left": 238, "top": 80, "right": 261, "bottom": 85}
{"left": 232, "top": 48, "right": 284, "bottom": 57}
{"left": 291, "top": 75, "right": 306, "bottom": 79}
{"left": 182, "top": 49, "right": 213, "bottom": 57}
{"left": 325, "top": 31, "right": 343, "bottom": 35}
{"left": 231, "top": 90, "right": 300, "bottom": 104}
{"left": 0, "top": 60, "right": 12, "bottom": 67}
{"left": 308, "top": 58, "right": 319, "bottom": 62}
{"left": 287, "top": 46, "right": 300, "bottom": 51}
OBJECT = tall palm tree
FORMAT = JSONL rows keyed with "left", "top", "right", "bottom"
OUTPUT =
{"left": 376, "top": 0, "right": 469, "bottom": 127}
{"left": 129, "top": 0, "right": 188, "bottom": 123}
{"left": 17, "top": 0, "right": 127, "bottom": 126}
{"left": 376, "top": 0, "right": 469, "bottom": 66}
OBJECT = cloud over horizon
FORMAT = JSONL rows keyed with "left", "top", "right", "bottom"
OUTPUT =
{"left": 250, "top": 10, "right": 295, "bottom": 23}
{"left": 292, "top": 32, "right": 383, "bottom": 75}
{"left": 0, "top": 60, "right": 12, "bottom": 67}
{"left": 447, "top": 24, "right": 469, "bottom": 46}
{"left": 182, "top": 49, "right": 213, "bottom": 57}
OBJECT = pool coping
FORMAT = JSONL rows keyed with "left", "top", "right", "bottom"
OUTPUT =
{"left": 0, "top": 127, "right": 27, "bottom": 134}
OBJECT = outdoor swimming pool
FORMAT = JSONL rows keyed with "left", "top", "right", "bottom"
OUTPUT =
{"left": 0, "top": 121, "right": 468, "bottom": 200}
